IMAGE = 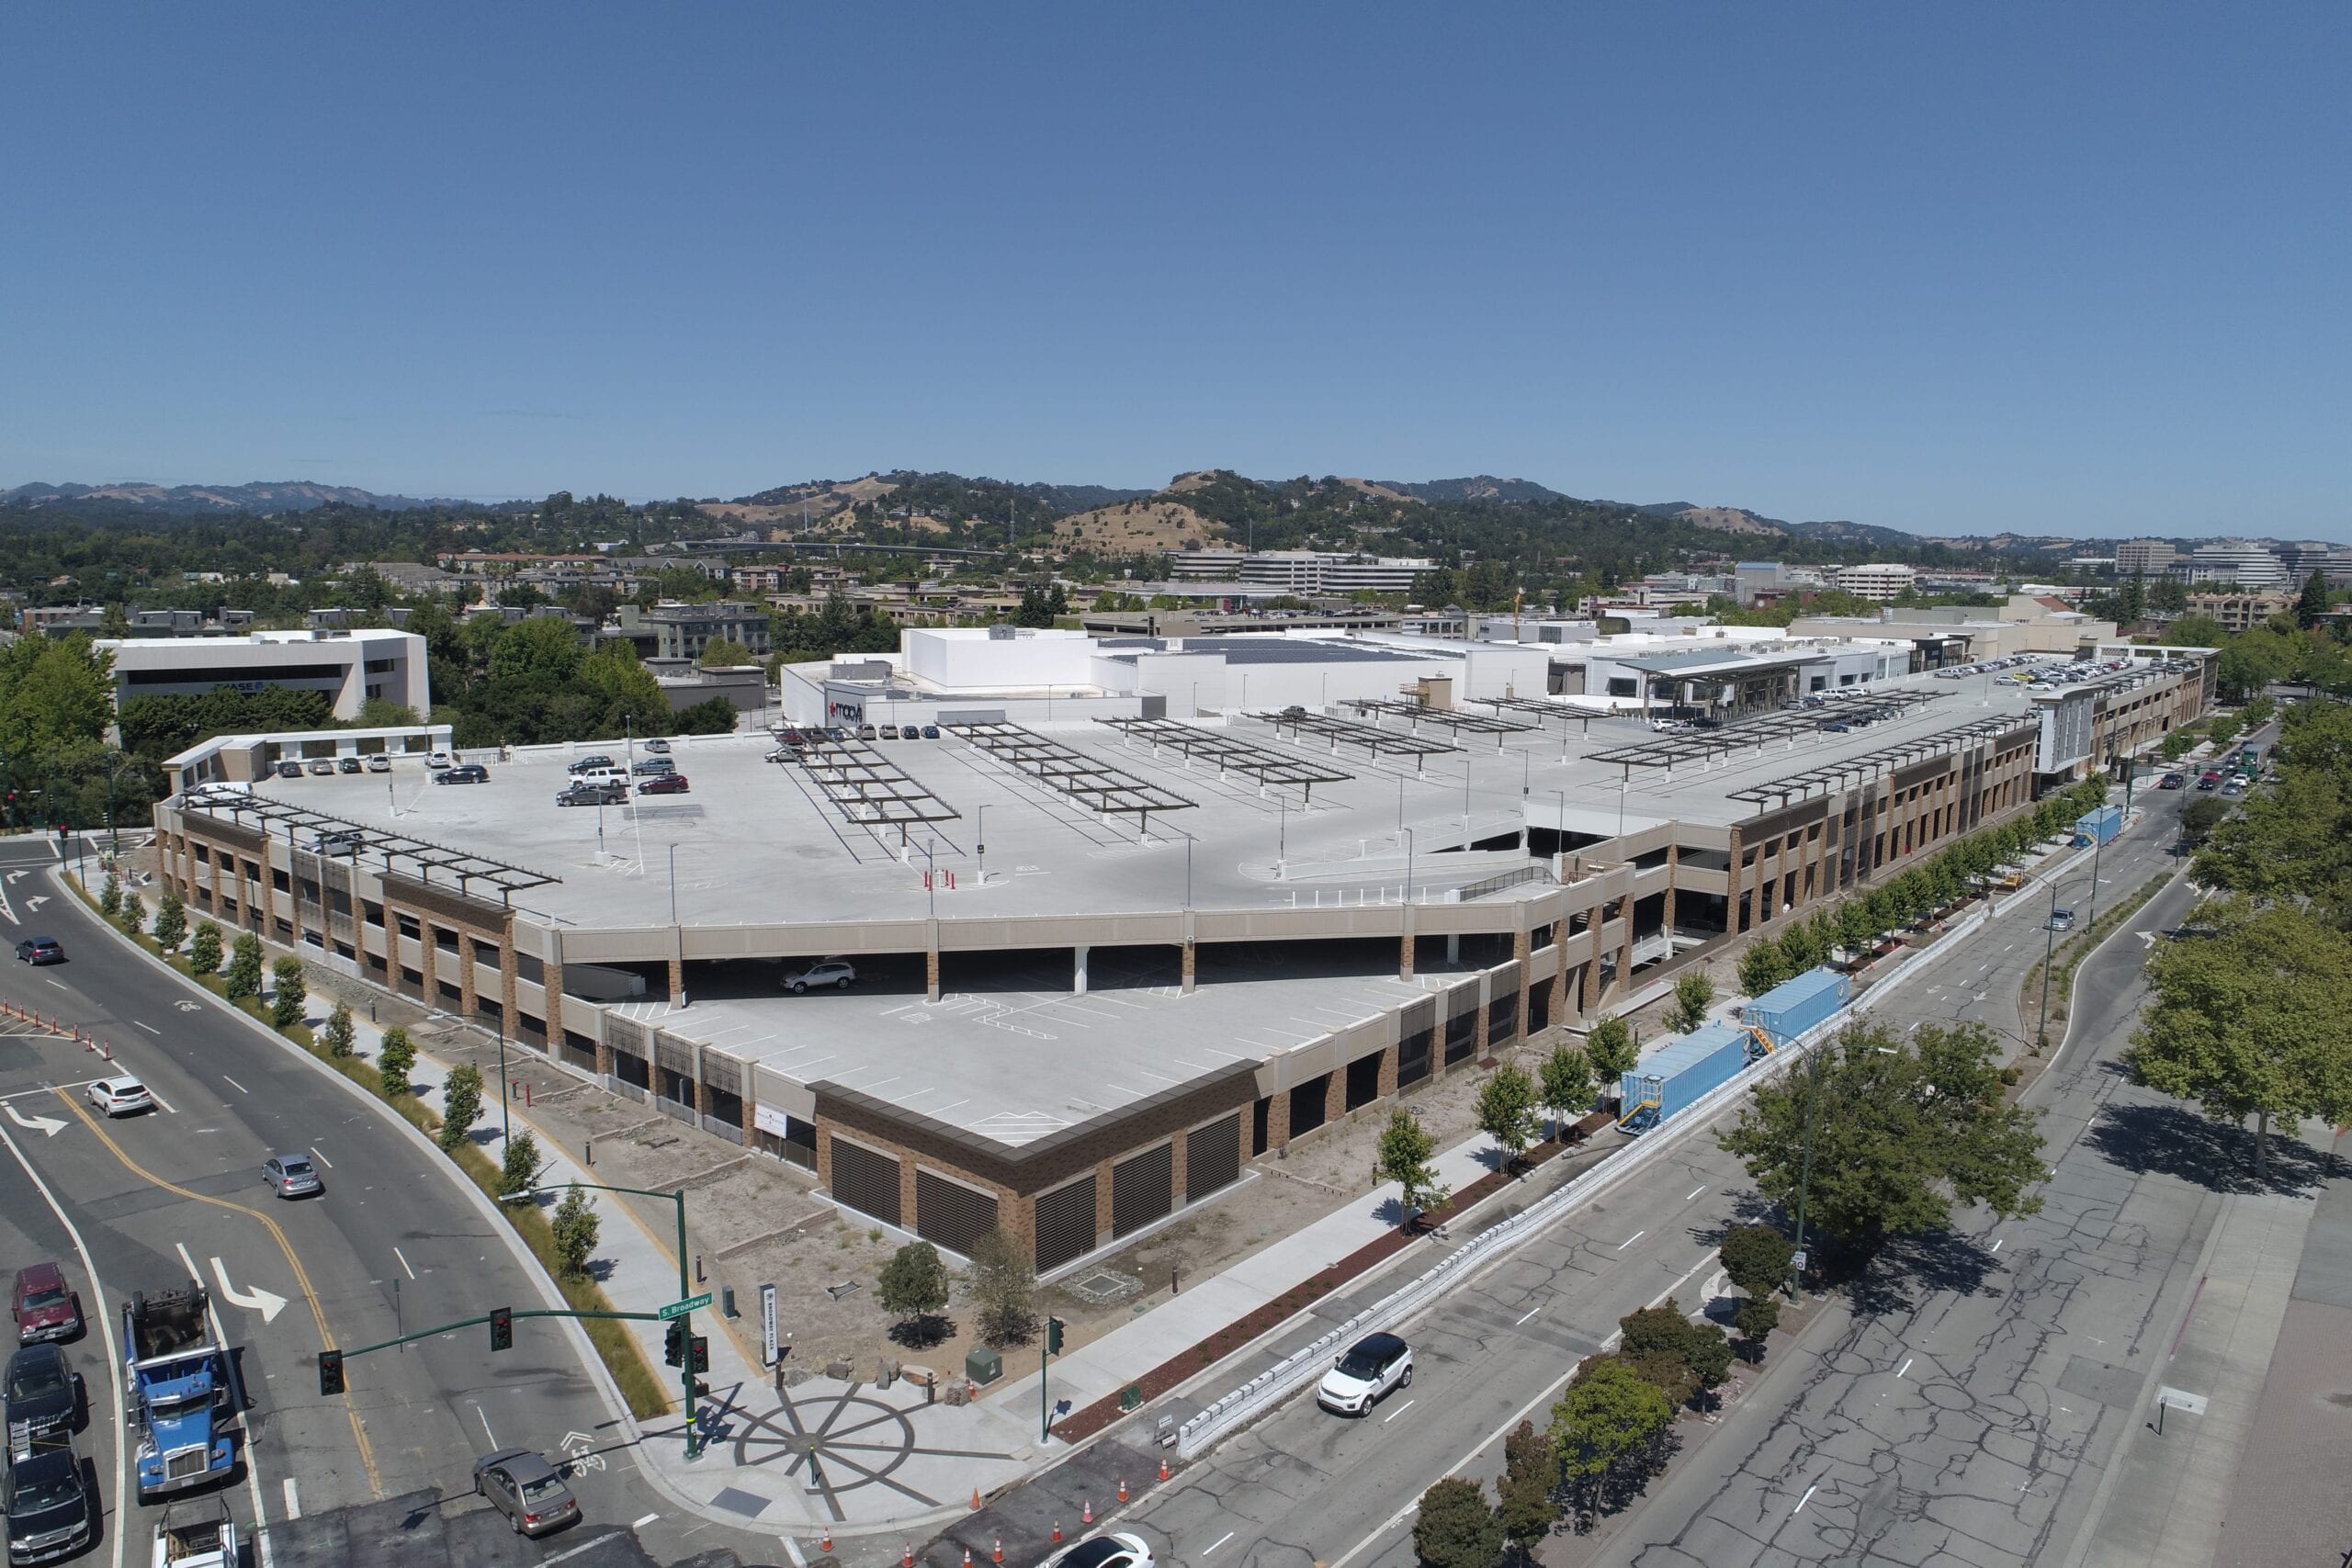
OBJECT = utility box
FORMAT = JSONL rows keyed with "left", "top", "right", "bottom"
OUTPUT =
{"left": 965, "top": 1346, "right": 1004, "bottom": 1386}
{"left": 1745, "top": 967, "right": 1850, "bottom": 1048}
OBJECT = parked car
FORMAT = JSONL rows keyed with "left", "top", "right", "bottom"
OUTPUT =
{"left": 556, "top": 781, "right": 626, "bottom": 807}
{"left": 4, "top": 1343, "right": 80, "bottom": 1446}
{"left": 274, "top": 761, "right": 304, "bottom": 781}
{"left": 1048, "top": 1534, "right": 1157, "bottom": 1568}
{"left": 631, "top": 758, "right": 675, "bottom": 775}
{"left": 300, "top": 759, "right": 332, "bottom": 776}
{"left": 1819, "top": 721, "right": 1851, "bottom": 733}
{"left": 920, "top": 725, "right": 940, "bottom": 739}
{"left": 1317, "top": 1331, "right": 1411, "bottom": 1416}
{"left": 334, "top": 757, "right": 361, "bottom": 775}
{"left": 856, "top": 725, "right": 877, "bottom": 741}
{"left": 567, "top": 755, "right": 617, "bottom": 775}
{"left": 435, "top": 764, "right": 490, "bottom": 785}
{"left": 13, "top": 940, "right": 63, "bottom": 966}
{"left": 427, "top": 750, "right": 457, "bottom": 770}
{"left": 261, "top": 1153, "right": 322, "bottom": 1200}
{"left": 781, "top": 957, "right": 856, "bottom": 994}
{"left": 2046, "top": 908, "right": 2075, "bottom": 933}
{"left": 471, "top": 1449, "right": 580, "bottom": 1538}
{"left": 879, "top": 725, "right": 900, "bottom": 739}
{"left": 644, "top": 739, "right": 670, "bottom": 754}
{"left": 10, "top": 1268, "right": 78, "bottom": 1346}
{"left": 366, "top": 754, "right": 392, "bottom": 773}
{"left": 310, "top": 831, "right": 365, "bottom": 855}
{"left": 3, "top": 1438, "right": 93, "bottom": 1565}
{"left": 637, "top": 773, "right": 690, "bottom": 795}
{"left": 86, "top": 1077, "right": 153, "bottom": 1117}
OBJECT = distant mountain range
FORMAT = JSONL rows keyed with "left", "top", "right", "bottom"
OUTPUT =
{"left": 2, "top": 479, "right": 461, "bottom": 513}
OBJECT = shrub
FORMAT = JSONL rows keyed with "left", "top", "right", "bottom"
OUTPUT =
{"left": 439, "top": 1064, "right": 483, "bottom": 1148}
{"left": 499, "top": 1129, "right": 540, "bottom": 1197}
{"left": 152, "top": 890, "right": 187, "bottom": 953}
{"left": 967, "top": 1228, "right": 1038, "bottom": 1348}
{"left": 378, "top": 1026, "right": 416, "bottom": 1097}
{"left": 318, "top": 1002, "right": 355, "bottom": 1057}
{"left": 223, "top": 934, "right": 264, "bottom": 1001}
{"left": 98, "top": 874, "right": 120, "bottom": 918}
{"left": 188, "top": 922, "right": 223, "bottom": 977}
{"left": 550, "top": 1185, "right": 600, "bottom": 1278}
{"left": 269, "top": 957, "right": 307, "bottom": 1030}
{"left": 119, "top": 891, "right": 145, "bottom": 934}
{"left": 1717, "top": 1224, "right": 1794, "bottom": 1300}
{"left": 878, "top": 1241, "right": 952, "bottom": 1336}
{"left": 1412, "top": 1476, "right": 1502, "bottom": 1568}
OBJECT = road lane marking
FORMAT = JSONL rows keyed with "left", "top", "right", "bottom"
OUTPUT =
{"left": 1896, "top": 1358, "right": 1914, "bottom": 1379}
{"left": 1992, "top": 1238, "right": 2005, "bottom": 1253}
{"left": 45, "top": 978, "right": 67, "bottom": 990}
{"left": 1514, "top": 1306, "right": 1541, "bottom": 1325}
{"left": 477, "top": 1404, "right": 498, "bottom": 1448}
{"left": 631, "top": 1513, "right": 662, "bottom": 1529}
{"left": 1794, "top": 1483, "right": 1819, "bottom": 1515}
{"left": 222, "top": 1076, "right": 250, "bottom": 1095}
{"left": 1684, "top": 1185, "right": 1707, "bottom": 1201}
{"left": 61, "top": 1089, "right": 382, "bottom": 1499}
{"left": 542, "top": 1535, "right": 628, "bottom": 1566}
{"left": 144, "top": 1086, "right": 177, "bottom": 1114}
{"left": 135, "top": 1021, "right": 160, "bottom": 1035}
{"left": 307, "top": 1145, "right": 334, "bottom": 1168}
{"left": 0, "top": 1126, "right": 130, "bottom": 1568}
{"left": 1383, "top": 1399, "right": 1416, "bottom": 1424}
{"left": 282, "top": 1478, "right": 301, "bottom": 1519}
{"left": 1203, "top": 1532, "right": 1236, "bottom": 1555}
{"left": 1618, "top": 1230, "right": 1645, "bottom": 1249}
{"left": 394, "top": 1247, "right": 417, "bottom": 1280}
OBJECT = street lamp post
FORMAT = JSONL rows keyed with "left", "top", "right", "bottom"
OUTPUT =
{"left": 1403, "top": 826, "right": 1415, "bottom": 906}
{"left": 509, "top": 1180, "right": 703, "bottom": 1460}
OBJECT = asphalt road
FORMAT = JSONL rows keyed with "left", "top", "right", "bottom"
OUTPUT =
{"left": 1002, "top": 772, "right": 2213, "bottom": 1568}
{"left": 0, "top": 838, "right": 781, "bottom": 1568}
{"left": 1583, "top": 862, "right": 2215, "bottom": 1568}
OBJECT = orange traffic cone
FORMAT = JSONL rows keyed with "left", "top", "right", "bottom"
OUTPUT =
{"left": 820, "top": 1529, "right": 832, "bottom": 1554}
{"left": 1082, "top": 1498, "right": 1093, "bottom": 1526}
{"left": 1159, "top": 1456, "right": 1171, "bottom": 1483}
{"left": 972, "top": 1487, "right": 983, "bottom": 1511}
{"left": 963, "top": 1551, "right": 972, "bottom": 1568}
{"left": 903, "top": 1545, "right": 914, "bottom": 1568}
{"left": 1118, "top": 1479, "right": 1128, "bottom": 1504}
{"left": 993, "top": 1538, "right": 1003, "bottom": 1565}
{"left": 1051, "top": 1521, "right": 1063, "bottom": 1544}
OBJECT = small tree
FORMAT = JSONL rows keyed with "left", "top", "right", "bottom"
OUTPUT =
{"left": 1498, "top": 1419, "right": 1557, "bottom": 1562}
{"left": 223, "top": 934, "right": 264, "bottom": 1002}
{"left": 119, "top": 890, "right": 146, "bottom": 934}
{"left": 1550, "top": 1358, "right": 1674, "bottom": 1517}
{"left": 1619, "top": 1298, "right": 1733, "bottom": 1398}
{"left": 499, "top": 1128, "right": 540, "bottom": 1197}
{"left": 1586, "top": 1015, "right": 1636, "bottom": 1089}
{"left": 439, "top": 1063, "right": 483, "bottom": 1148}
{"left": 1376, "top": 1107, "right": 1449, "bottom": 1224}
{"left": 318, "top": 1001, "right": 356, "bottom": 1057}
{"left": 1734, "top": 1296, "right": 1781, "bottom": 1362}
{"left": 1668, "top": 971, "right": 1714, "bottom": 1032}
{"left": 188, "top": 921, "right": 223, "bottom": 977}
{"left": 98, "top": 874, "right": 121, "bottom": 919}
{"left": 1717, "top": 1224, "right": 1795, "bottom": 1301}
{"left": 1412, "top": 1476, "right": 1503, "bottom": 1568}
{"left": 967, "top": 1227, "right": 1038, "bottom": 1348}
{"left": 1476, "top": 1064, "right": 1543, "bottom": 1173}
{"left": 152, "top": 889, "right": 187, "bottom": 953}
{"left": 1537, "top": 1041, "right": 1595, "bottom": 1143}
{"left": 377, "top": 1026, "right": 416, "bottom": 1097}
{"left": 877, "top": 1241, "right": 952, "bottom": 1341}
{"left": 1737, "top": 938, "right": 1792, "bottom": 998}
{"left": 550, "top": 1185, "right": 600, "bottom": 1278}
{"left": 269, "top": 957, "right": 307, "bottom": 1030}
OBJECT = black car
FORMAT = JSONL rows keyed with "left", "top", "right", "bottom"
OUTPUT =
{"left": 4, "top": 1345, "right": 77, "bottom": 1447}
{"left": 274, "top": 761, "right": 304, "bottom": 780}
{"left": 336, "top": 757, "right": 362, "bottom": 774}
{"left": 566, "top": 755, "right": 617, "bottom": 775}
{"left": 13, "top": 941, "right": 63, "bottom": 966}
{"left": 2, "top": 1441, "right": 90, "bottom": 1565}
{"left": 435, "top": 764, "right": 490, "bottom": 785}
{"left": 556, "top": 780, "right": 626, "bottom": 807}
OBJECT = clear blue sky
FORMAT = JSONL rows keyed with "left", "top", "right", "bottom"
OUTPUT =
{"left": 4, "top": 3, "right": 2346, "bottom": 540}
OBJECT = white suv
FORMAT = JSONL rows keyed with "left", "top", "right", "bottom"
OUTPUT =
{"left": 1317, "top": 1331, "right": 1411, "bottom": 1415}
{"left": 781, "top": 957, "right": 857, "bottom": 994}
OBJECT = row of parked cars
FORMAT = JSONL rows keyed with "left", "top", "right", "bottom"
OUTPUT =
{"left": 1932, "top": 654, "right": 2045, "bottom": 679}
{"left": 6, "top": 1260, "right": 94, "bottom": 1563}
{"left": 556, "top": 747, "right": 689, "bottom": 805}
{"left": 268, "top": 750, "right": 488, "bottom": 784}
{"left": 770, "top": 723, "right": 940, "bottom": 752}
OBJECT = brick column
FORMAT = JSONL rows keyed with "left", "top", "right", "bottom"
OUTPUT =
{"left": 1377, "top": 1043, "right": 1399, "bottom": 1099}
{"left": 693, "top": 1044, "right": 712, "bottom": 1119}
{"left": 1661, "top": 844, "right": 1679, "bottom": 944}
{"left": 1269, "top": 1090, "right": 1292, "bottom": 1152}
{"left": 1725, "top": 827, "right": 1745, "bottom": 935}
{"left": 458, "top": 932, "right": 479, "bottom": 1019}
{"left": 498, "top": 919, "right": 518, "bottom": 1046}
{"left": 1006, "top": 1192, "right": 1038, "bottom": 1261}
{"left": 667, "top": 954, "right": 684, "bottom": 1008}
{"left": 1170, "top": 1131, "right": 1189, "bottom": 1210}
{"left": 1092, "top": 1157, "right": 1116, "bottom": 1245}
{"left": 816, "top": 1127, "right": 834, "bottom": 1190}
{"left": 416, "top": 919, "right": 439, "bottom": 1007}
{"left": 1323, "top": 1065, "right": 1344, "bottom": 1125}
{"left": 255, "top": 839, "right": 276, "bottom": 933}
{"left": 926, "top": 946, "right": 941, "bottom": 1002}
{"left": 1614, "top": 897, "right": 1633, "bottom": 1002}
{"left": 545, "top": 939, "right": 566, "bottom": 1049}
{"left": 1181, "top": 940, "right": 1195, "bottom": 994}
{"left": 1512, "top": 926, "right": 1532, "bottom": 1042}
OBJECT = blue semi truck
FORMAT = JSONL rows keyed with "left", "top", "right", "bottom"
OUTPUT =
{"left": 121, "top": 1283, "right": 235, "bottom": 1498}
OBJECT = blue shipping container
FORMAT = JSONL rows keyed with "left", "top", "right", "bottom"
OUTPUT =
{"left": 2073, "top": 805, "right": 2122, "bottom": 846}
{"left": 1621, "top": 1022, "right": 1751, "bottom": 1125}
{"left": 1746, "top": 967, "right": 1850, "bottom": 1048}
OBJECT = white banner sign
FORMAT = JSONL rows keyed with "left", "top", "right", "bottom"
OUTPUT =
{"left": 761, "top": 1282, "right": 779, "bottom": 1366}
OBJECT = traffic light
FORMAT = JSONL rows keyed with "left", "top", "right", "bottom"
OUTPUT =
{"left": 319, "top": 1349, "right": 345, "bottom": 1396}
{"left": 689, "top": 1335, "right": 709, "bottom": 1375}
{"left": 489, "top": 1305, "right": 513, "bottom": 1352}
{"left": 663, "top": 1321, "right": 684, "bottom": 1367}
{"left": 1046, "top": 1316, "right": 1065, "bottom": 1356}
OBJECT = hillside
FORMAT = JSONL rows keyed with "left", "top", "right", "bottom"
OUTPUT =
{"left": 1376, "top": 476, "right": 1567, "bottom": 503}
{"left": 3, "top": 479, "right": 458, "bottom": 513}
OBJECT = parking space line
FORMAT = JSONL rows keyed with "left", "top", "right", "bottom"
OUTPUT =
{"left": 1618, "top": 1230, "right": 1645, "bottom": 1249}
{"left": 308, "top": 1145, "right": 334, "bottom": 1168}
{"left": 135, "top": 1021, "right": 161, "bottom": 1035}
{"left": 394, "top": 1247, "right": 416, "bottom": 1280}
{"left": 222, "top": 1076, "right": 249, "bottom": 1095}
{"left": 1383, "top": 1398, "right": 1416, "bottom": 1424}
{"left": 477, "top": 1404, "right": 497, "bottom": 1448}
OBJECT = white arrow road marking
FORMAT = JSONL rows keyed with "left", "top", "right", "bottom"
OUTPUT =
{"left": 174, "top": 1000, "right": 200, "bottom": 1012}
{"left": 2, "top": 1102, "right": 65, "bottom": 1138}
{"left": 209, "top": 1256, "right": 288, "bottom": 1323}
{"left": 23, "top": 897, "right": 46, "bottom": 912}
{"left": 2137, "top": 931, "right": 2157, "bottom": 947}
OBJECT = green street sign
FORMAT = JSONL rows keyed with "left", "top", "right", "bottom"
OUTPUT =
{"left": 658, "top": 1292, "right": 713, "bottom": 1321}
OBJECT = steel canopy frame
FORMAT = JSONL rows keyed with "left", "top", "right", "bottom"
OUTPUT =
{"left": 791, "top": 738, "right": 962, "bottom": 834}
{"left": 178, "top": 786, "right": 560, "bottom": 897}
{"left": 946, "top": 721, "right": 1197, "bottom": 834}
{"left": 1589, "top": 689, "right": 1950, "bottom": 770}
{"left": 1095, "top": 717, "right": 1352, "bottom": 803}
{"left": 1465, "top": 695, "right": 1600, "bottom": 734}
{"left": 1725, "top": 716, "right": 2032, "bottom": 807}
{"left": 1255, "top": 709, "right": 1464, "bottom": 761}
{"left": 1338, "top": 698, "right": 1535, "bottom": 738}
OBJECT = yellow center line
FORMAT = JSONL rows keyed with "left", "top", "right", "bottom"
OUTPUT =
{"left": 56, "top": 1089, "right": 384, "bottom": 1500}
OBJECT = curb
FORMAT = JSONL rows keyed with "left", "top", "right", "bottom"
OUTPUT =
{"left": 43, "top": 866, "right": 755, "bottom": 1536}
